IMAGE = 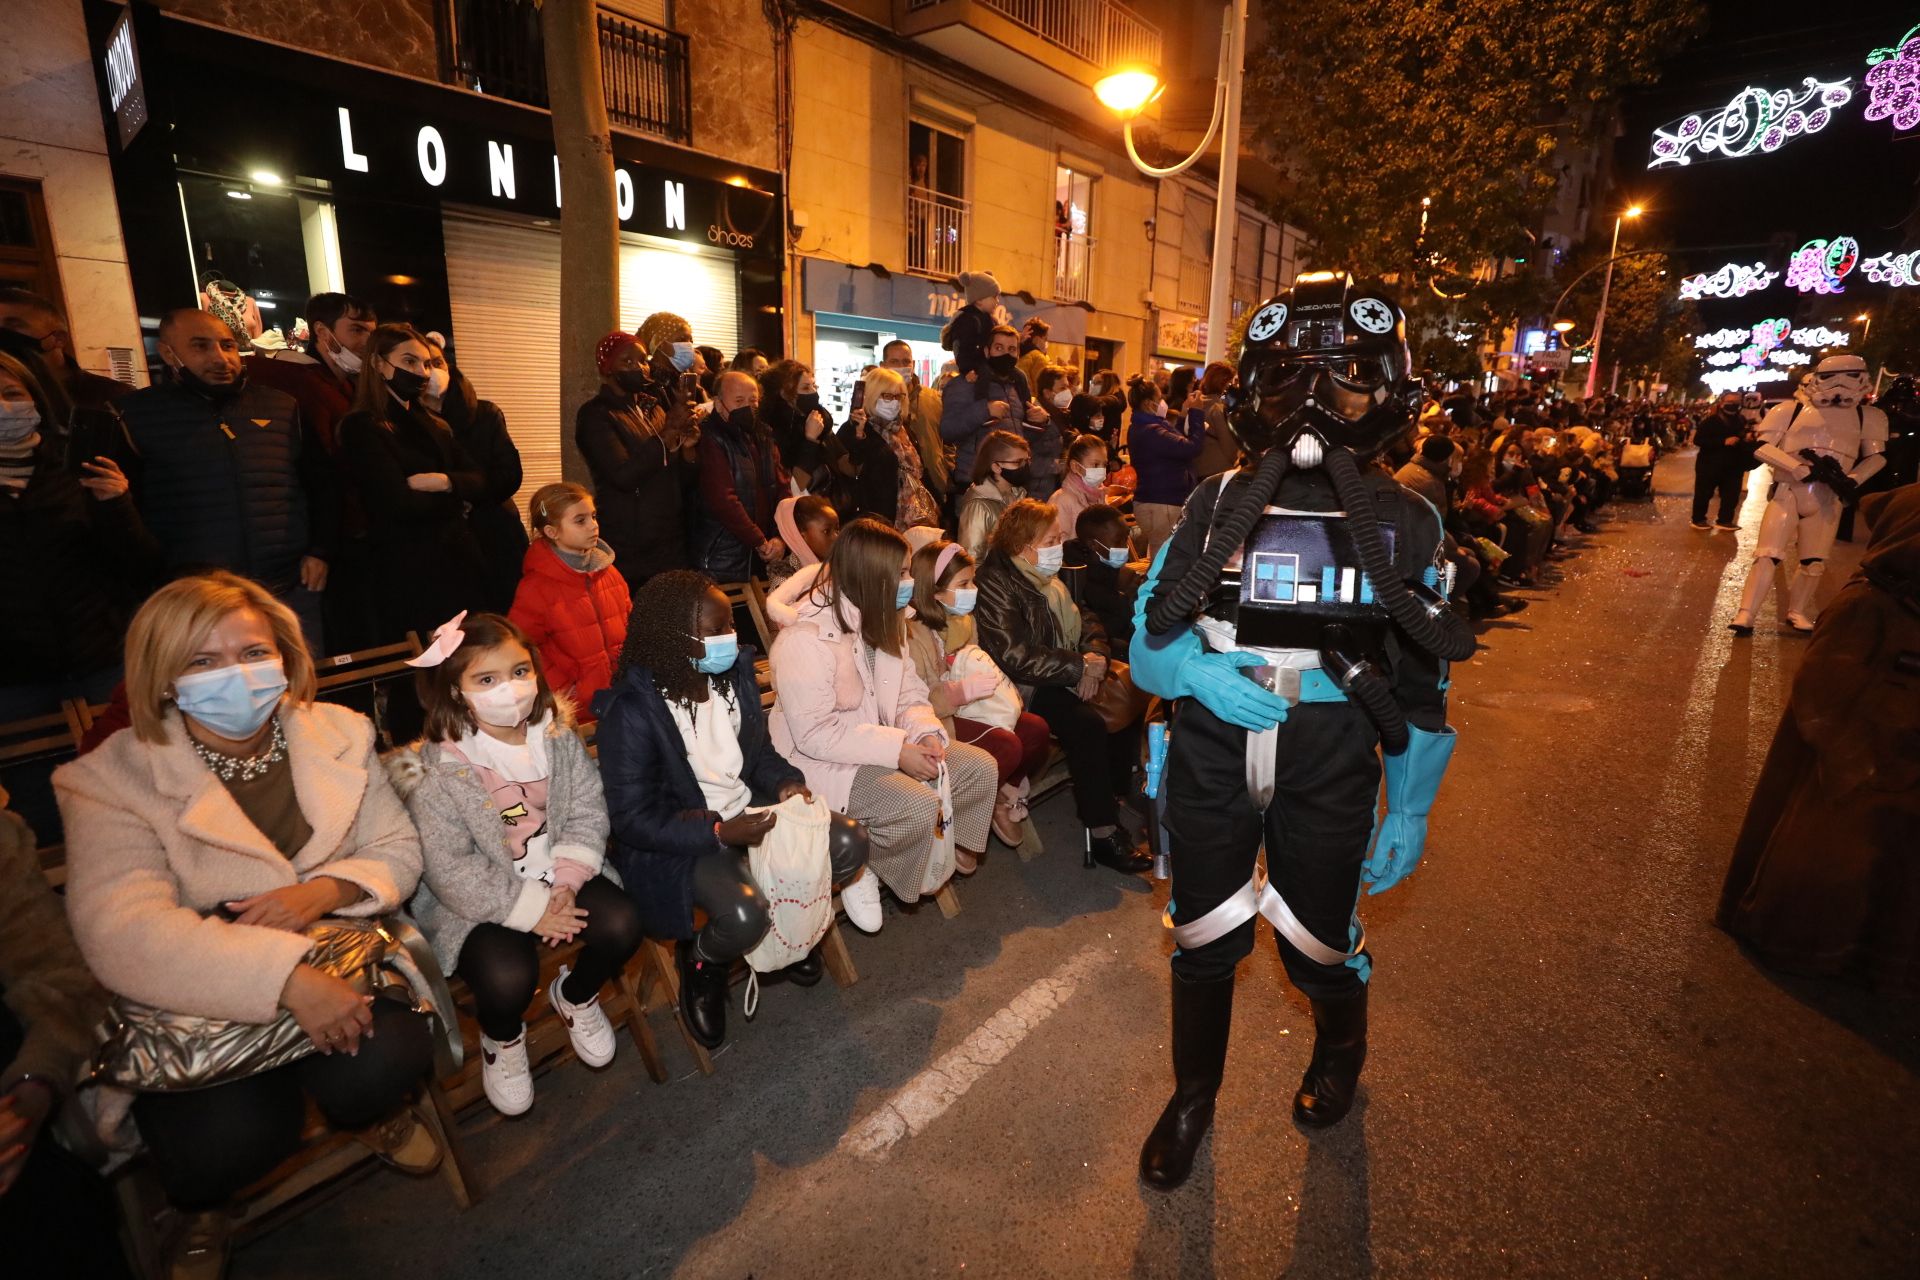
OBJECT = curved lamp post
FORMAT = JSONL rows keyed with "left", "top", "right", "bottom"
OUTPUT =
{"left": 1584, "top": 204, "right": 1644, "bottom": 397}
{"left": 1095, "top": 0, "right": 1248, "bottom": 363}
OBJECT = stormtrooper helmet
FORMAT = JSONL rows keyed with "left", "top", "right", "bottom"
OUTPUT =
{"left": 1809, "top": 354, "right": 1870, "bottom": 409}
{"left": 1228, "top": 273, "right": 1420, "bottom": 459}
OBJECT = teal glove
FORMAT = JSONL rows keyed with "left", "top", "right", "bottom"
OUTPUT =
{"left": 1131, "top": 544, "right": 1291, "bottom": 732}
{"left": 1364, "top": 723, "right": 1456, "bottom": 894}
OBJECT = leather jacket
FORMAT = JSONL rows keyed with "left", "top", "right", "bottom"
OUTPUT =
{"left": 973, "top": 549, "right": 1108, "bottom": 690}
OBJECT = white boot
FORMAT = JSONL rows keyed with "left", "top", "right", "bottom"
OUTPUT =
{"left": 1729, "top": 556, "right": 1777, "bottom": 635}
{"left": 549, "top": 963, "right": 618, "bottom": 1068}
{"left": 1785, "top": 559, "right": 1824, "bottom": 632}
{"left": 480, "top": 1028, "right": 534, "bottom": 1116}
{"left": 841, "top": 866, "right": 884, "bottom": 933}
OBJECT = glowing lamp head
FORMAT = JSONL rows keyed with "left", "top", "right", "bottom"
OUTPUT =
{"left": 1094, "top": 67, "right": 1164, "bottom": 119}
{"left": 1552, "top": 320, "right": 1577, "bottom": 333}
{"left": 1624, "top": 205, "right": 1645, "bottom": 220}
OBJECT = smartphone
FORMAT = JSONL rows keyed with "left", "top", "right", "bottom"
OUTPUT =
{"left": 850, "top": 380, "right": 866, "bottom": 413}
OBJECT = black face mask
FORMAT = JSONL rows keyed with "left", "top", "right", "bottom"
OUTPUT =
{"left": 176, "top": 366, "right": 246, "bottom": 406}
{"left": 795, "top": 391, "right": 821, "bottom": 416}
{"left": 987, "top": 353, "right": 1018, "bottom": 379}
{"left": 614, "top": 369, "right": 653, "bottom": 396}
{"left": 386, "top": 366, "right": 428, "bottom": 403}
{"left": 999, "top": 464, "right": 1031, "bottom": 487}
{"left": 725, "top": 405, "right": 755, "bottom": 432}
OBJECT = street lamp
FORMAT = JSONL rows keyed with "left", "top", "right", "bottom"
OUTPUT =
{"left": 1586, "top": 203, "right": 1644, "bottom": 398}
{"left": 1855, "top": 311, "right": 1873, "bottom": 345}
{"left": 1551, "top": 320, "right": 1576, "bottom": 333}
{"left": 1094, "top": 0, "right": 1248, "bottom": 363}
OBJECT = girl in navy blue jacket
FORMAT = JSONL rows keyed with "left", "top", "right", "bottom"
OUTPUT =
{"left": 593, "top": 570, "right": 868, "bottom": 1048}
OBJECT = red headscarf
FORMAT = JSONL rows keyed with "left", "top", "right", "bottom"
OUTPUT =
{"left": 595, "top": 331, "right": 640, "bottom": 376}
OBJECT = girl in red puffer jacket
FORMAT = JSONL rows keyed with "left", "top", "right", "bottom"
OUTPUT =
{"left": 509, "top": 483, "right": 630, "bottom": 720}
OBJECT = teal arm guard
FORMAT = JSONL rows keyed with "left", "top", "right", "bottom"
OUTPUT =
{"left": 1363, "top": 723, "right": 1456, "bottom": 894}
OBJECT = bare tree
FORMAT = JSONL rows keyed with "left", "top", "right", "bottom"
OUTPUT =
{"left": 538, "top": 0, "right": 618, "bottom": 483}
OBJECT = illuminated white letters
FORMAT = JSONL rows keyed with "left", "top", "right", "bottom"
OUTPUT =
{"left": 488, "top": 141, "right": 516, "bottom": 201}
{"left": 339, "top": 107, "right": 368, "bottom": 174}
{"left": 417, "top": 126, "right": 447, "bottom": 187}
{"left": 663, "top": 180, "right": 686, "bottom": 231}
{"left": 615, "top": 169, "right": 635, "bottom": 221}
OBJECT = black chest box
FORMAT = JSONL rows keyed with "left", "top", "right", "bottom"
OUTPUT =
{"left": 1231, "top": 509, "right": 1397, "bottom": 650}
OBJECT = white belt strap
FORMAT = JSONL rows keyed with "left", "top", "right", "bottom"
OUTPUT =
{"left": 1246, "top": 722, "right": 1280, "bottom": 810}
{"left": 1164, "top": 866, "right": 1364, "bottom": 968}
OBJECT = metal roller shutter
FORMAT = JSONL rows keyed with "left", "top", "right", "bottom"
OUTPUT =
{"left": 442, "top": 210, "right": 742, "bottom": 522}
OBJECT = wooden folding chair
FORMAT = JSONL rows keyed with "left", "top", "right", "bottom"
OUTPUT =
{"left": 313, "top": 632, "right": 425, "bottom": 695}
{"left": 717, "top": 580, "right": 774, "bottom": 655}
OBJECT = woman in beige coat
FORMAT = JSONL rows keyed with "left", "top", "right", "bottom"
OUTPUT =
{"left": 54, "top": 572, "right": 438, "bottom": 1272}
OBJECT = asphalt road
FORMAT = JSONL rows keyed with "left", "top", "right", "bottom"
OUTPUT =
{"left": 242, "top": 452, "right": 1919, "bottom": 1279}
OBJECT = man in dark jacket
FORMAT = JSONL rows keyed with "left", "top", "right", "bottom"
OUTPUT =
{"left": 576, "top": 331, "right": 699, "bottom": 591}
{"left": 0, "top": 288, "right": 132, "bottom": 414}
{"left": 1393, "top": 435, "right": 1454, "bottom": 514}
{"left": 1691, "top": 391, "right": 1752, "bottom": 530}
{"left": 941, "top": 325, "right": 1041, "bottom": 481}
{"left": 243, "top": 292, "right": 373, "bottom": 455}
{"left": 694, "top": 371, "right": 786, "bottom": 581}
{"left": 118, "top": 309, "right": 336, "bottom": 648}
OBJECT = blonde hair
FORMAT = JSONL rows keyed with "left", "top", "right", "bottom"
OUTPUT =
{"left": 862, "top": 365, "right": 907, "bottom": 407}
{"left": 125, "top": 572, "right": 317, "bottom": 743}
{"left": 528, "top": 481, "right": 593, "bottom": 539}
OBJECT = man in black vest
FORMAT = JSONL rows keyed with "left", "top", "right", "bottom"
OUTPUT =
{"left": 118, "top": 309, "right": 337, "bottom": 650}
{"left": 1690, "top": 391, "right": 1751, "bottom": 531}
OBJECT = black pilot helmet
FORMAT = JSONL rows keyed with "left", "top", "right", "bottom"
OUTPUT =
{"left": 1227, "top": 272, "right": 1420, "bottom": 460}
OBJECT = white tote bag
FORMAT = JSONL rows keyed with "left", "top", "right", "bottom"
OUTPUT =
{"left": 920, "top": 760, "right": 957, "bottom": 895}
{"left": 742, "top": 794, "right": 836, "bottom": 975}
{"left": 948, "top": 643, "right": 1022, "bottom": 731}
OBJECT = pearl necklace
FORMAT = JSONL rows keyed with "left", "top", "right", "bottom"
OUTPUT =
{"left": 193, "top": 717, "right": 288, "bottom": 783}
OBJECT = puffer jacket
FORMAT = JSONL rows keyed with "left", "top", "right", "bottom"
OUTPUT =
{"left": 693, "top": 411, "right": 785, "bottom": 582}
{"left": 575, "top": 385, "right": 692, "bottom": 588}
{"left": 592, "top": 653, "right": 801, "bottom": 939}
{"left": 508, "top": 539, "right": 631, "bottom": 720}
{"left": 119, "top": 379, "right": 335, "bottom": 594}
{"left": 974, "top": 549, "right": 1107, "bottom": 693}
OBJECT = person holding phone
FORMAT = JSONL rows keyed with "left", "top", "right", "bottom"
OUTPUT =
{"left": 0, "top": 351, "right": 162, "bottom": 720}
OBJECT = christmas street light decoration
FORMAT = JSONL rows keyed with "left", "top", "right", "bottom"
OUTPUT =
{"left": 1785, "top": 237, "right": 1859, "bottom": 294}
{"left": 1677, "top": 261, "right": 1779, "bottom": 299}
{"left": 1864, "top": 23, "right": 1920, "bottom": 134}
{"left": 1702, "top": 366, "right": 1790, "bottom": 395}
{"left": 1791, "top": 325, "right": 1851, "bottom": 347}
{"left": 1860, "top": 248, "right": 1920, "bottom": 287}
{"left": 1650, "top": 77, "right": 1853, "bottom": 167}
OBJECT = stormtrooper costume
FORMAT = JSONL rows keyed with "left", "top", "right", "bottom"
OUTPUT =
{"left": 1130, "top": 276, "right": 1474, "bottom": 1190}
{"left": 1730, "top": 355, "right": 1888, "bottom": 634}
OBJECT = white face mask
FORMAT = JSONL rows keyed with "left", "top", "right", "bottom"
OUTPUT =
{"left": 1050, "top": 389, "right": 1072, "bottom": 409}
{"left": 0, "top": 401, "right": 42, "bottom": 443}
{"left": 872, "top": 397, "right": 902, "bottom": 423}
{"left": 424, "top": 366, "right": 451, "bottom": 401}
{"left": 1034, "top": 543, "right": 1064, "bottom": 576}
{"left": 1081, "top": 465, "right": 1107, "bottom": 486}
{"left": 328, "top": 336, "right": 362, "bottom": 375}
{"left": 1153, "top": 401, "right": 1169, "bottom": 418}
{"left": 467, "top": 677, "right": 538, "bottom": 728}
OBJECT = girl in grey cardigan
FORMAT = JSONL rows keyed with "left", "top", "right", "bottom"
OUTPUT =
{"left": 389, "top": 612, "right": 642, "bottom": 1117}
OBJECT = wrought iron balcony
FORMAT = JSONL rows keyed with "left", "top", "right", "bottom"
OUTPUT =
{"left": 440, "top": 0, "right": 692, "bottom": 145}
{"left": 899, "top": 0, "right": 1163, "bottom": 124}
{"left": 1054, "top": 228, "right": 1095, "bottom": 303}
{"left": 907, "top": 188, "right": 970, "bottom": 279}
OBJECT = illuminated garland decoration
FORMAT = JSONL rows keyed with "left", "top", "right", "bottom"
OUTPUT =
{"left": 1768, "top": 349, "right": 1811, "bottom": 367}
{"left": 1864, "top": 24, "right": 1920, "bottom": 134}
{"left": 1785, "top": 236, "right": 1859, "bottom": 294}
{"left": 1702, "top": 367, "right": 1790, "bottom": 395}
{"left": 1860, "top": 249, "right": 1920, "bottom": 287}
{"left": 1791, "top": 325, "right": 1850, "bottom": 347}
{"left": 1677, "top": 262, "right": 1779, "bottom": 299}
{"left": 1650, "top": 77, "right": 1854, "bottom": 167}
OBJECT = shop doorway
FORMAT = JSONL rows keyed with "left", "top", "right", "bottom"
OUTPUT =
{"left": 1083, "top": 336, "right": 1121, "bottom": 384}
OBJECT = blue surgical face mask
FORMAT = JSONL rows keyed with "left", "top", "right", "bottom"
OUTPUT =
{"left": 895, "top": 578, "right": 915, "bottom": 609}
{"left": 670, "top": 342, "right": 697, "bottom": 372}
{"left": 1035, "top": 544, "right": 1064, "bottom": 577}
{"left": 945, "top": 587, "right": 977, "bottom": 615}
{"left": 173, "top": 658, "right": 288, "bottom": 740}
{"left": 693, "top": 631, "right": 738, "bottom": 674}
{"left": 1102, "top": 544, "right": 1128, "bottom": 568}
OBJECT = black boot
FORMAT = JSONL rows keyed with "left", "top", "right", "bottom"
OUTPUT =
{"left": 1139, "top": 972, "right": 1235, "bottom": 1190}
{"left": 785, "top": 946, "right": 824, "bottom": 987}
{"left": 676, "top": 938, "right": 730, "bottom": 1049}
{"left": 1292, "top": 987, "right": 1368, "bottom": 1128}
{"left": 1085, "top": 828, "right": 1152, "bottom": 874}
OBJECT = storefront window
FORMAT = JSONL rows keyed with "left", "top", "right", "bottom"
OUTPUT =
{"left": 815, "top": 326, "right": 947, "bottom": 422}
{"left": 177, "top": 175, "right": 343, "bottom": 347}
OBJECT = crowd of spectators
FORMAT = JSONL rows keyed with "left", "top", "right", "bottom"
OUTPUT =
{"left": 0, "top": 274, "right": 1717, "bottom": 1277}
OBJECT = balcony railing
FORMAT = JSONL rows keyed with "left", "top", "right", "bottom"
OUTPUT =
{"left": 1054, "top": 229, "right": 1094, "bottom": 303}
{"left": 906, "top": 0, "right": 1163, "bottom": 71}
{"left": 440, "top": 0, "right": 692, "bottom": 145}
{"left": 908, "top": 188, "right": 970, "bottom": 279}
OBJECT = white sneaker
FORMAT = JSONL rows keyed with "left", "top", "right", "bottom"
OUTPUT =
{"left": 480, "top": 1029, "right": 533, "bottom": 1116}
{"left": 841, "top": 867, "right": 884, "bottom": 933}
{"left": 549, "top": 964, "right": 618, "bottom": 1068}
